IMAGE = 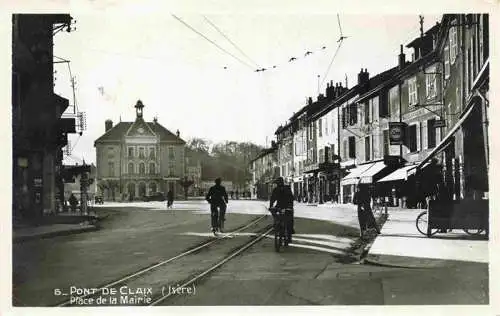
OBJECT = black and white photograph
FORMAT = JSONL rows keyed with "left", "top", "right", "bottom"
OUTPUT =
{"left": 3, "top": 1, "right": 498, "bottom": 314}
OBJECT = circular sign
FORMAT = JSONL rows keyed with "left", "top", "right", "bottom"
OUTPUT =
{"left": 390, "top": 126, "right": 402, "bottom": 141}
{"left": 138, "top": 127, "right": 144, "bottom": 134}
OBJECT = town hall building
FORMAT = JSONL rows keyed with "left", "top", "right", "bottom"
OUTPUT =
{"left": 94, "top": 100, "right": 186, "bottom": 201}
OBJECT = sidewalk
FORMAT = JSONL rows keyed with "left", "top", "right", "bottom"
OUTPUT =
{"left": 364, "top": 208, "right": 489, "bottom": 268}
{"left": 13, "top": 213, "right": 100, "bottom": 243}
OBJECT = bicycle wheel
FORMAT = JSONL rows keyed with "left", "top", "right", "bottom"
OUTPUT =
{"left": 416, "top": 211, "right": 438, "bottom": 236}
{"left": 274, "top": 226, "right": 281, "bottom": 252}
{"left": 463, "top": 228, "right": 484, "bottom": 236}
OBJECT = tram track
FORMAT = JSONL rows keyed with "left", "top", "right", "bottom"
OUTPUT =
{"left": 55, "top": 214, "right": 270, "bottom": 307}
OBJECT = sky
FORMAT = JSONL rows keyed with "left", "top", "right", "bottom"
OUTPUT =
{"left": 51, "top": 10, "right": 445, "bottom": 165}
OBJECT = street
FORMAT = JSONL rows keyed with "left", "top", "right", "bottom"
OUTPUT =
{"left": 12, "top": 200, "right": 488, "bottom": 306}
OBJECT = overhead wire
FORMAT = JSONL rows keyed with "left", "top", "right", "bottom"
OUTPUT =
{"left": 171, "top": 14, "right": 255, "bottom": 71}
{"left": 202, "top": 15, "right": 260, "bottom": 69}
{"left": 320, "top": 14, "right": 347, "bottom": 87}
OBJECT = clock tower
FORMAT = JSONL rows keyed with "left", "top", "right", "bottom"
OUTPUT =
{"left": 135, "top": 100, "right": 144, "bottom": 119}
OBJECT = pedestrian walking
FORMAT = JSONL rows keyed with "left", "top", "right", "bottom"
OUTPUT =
{"left": 206, "top": 178, "right": 229, "bottom": 234}
{"left": 353, "top": 184, "right": 380, "bottom": 238}
{"left": 167, "top": 190, "right": 174, "bottom": 208}
{"left": 69, "top": 193, "right": 78, "bottom": 213}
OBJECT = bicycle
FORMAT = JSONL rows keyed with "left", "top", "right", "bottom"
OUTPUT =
{"left": 269, "top": 207, "right": 292, "bottom": 252}
{"left": 211, "top": 204, "right": 226, "bottom": 235}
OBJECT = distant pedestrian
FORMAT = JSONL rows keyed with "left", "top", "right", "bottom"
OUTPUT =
{"left": 235, "top": 190, "right": 239, "bottom": 200}
{"left": 353, "top": 184, "right": 380, "bottom": 238}
{"left": 230, "top": 191, "right": 234, "bottom": 199}
{"left": 206, "top": 178, "right": 229, "bottom": 234}
{"left": 69, "top": 193, "right": 78, "bottom": 213}
{"left": 167, "top": 190, "right": 174, "bottom": 208}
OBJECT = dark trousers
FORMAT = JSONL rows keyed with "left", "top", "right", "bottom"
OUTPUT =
{"left": 357, "top": 205, "right": 378, "bottom": 232}
{"left": 210, "top": 203, "right": 226, "bottom": 228}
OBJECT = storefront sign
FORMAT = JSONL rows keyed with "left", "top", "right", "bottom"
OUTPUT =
{"left": 303, "top": 163, "right": 318, "bottom": 173}
{"left": 34, "top": 178, "right": 43, "bottom": 187}
{"left": 434, "top": 119, "right": 446, "bottom": 128}
{"left": 389, "top": 122, "right": 406, "bottom": 145}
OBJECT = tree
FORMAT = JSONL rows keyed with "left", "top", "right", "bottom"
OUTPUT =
{"left": 179, "top": 176, "right": 194, "bottom": 200}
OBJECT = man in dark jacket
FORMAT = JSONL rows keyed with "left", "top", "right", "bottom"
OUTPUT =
{"left": 206, "top": 178, "right": 229, "bottom": 234}
{"left": 269, "top": 177, "right": 295, "bottom": 235}
{"left": 353, "top": 184, "right": 380, "bottom": 237}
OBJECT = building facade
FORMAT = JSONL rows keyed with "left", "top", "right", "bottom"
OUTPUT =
{"left": 12, "top": 14, "right": 77, "bottom": 220}
{"left": 185, "top": 157, "right": 202, "bottom": 196}
{"left": 249, "top": 145, "right": 279, "bottom": 200}
{"left": 250, "top": 14, "right": 489, "bottom": 208}
{"left": 94, "top": 101, "right": 186, "bottom": 201}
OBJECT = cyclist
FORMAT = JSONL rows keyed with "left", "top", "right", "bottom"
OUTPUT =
{"left": 269, "top": 177, "right": 295, "bottom": 238}
{"left": 206, "top": 178, "right": 229, "bottom": 234}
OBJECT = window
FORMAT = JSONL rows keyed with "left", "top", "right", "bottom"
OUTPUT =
{"left": 169, "top": 146, "right": 175, "bottom": 159}
{"left": 408, "top": 77, "right": 418, "bottom": 106}
{"left": 318, "top": 119, "right": 323, "bottom": 137}
{"left": 383, "top": 130, "right": 389, "bottom": 156}
{"left": 139, "top": 147, "right": 145, "bottom": 159}
{"left": 139, "top": 163, "right": 145, "bottom": 174}
{"left": 149, "top": 163, "right": 155, "bottom": 174}
{"left": 325, "top": 117, "right": 328, "bottom": 135}
{"left": 426, "top": 66, "right": 437, "bottom": 98}
{"left": 348, "top": 136, "right": 356, "bottom": 159}
{"left": 444, "top": 45, "right": 450, "bottom": 79}
{"left": 342, "top": 107, "right": 347, "bottom": 129}
{"left": 364, "top": 101, "right": 370, "bottom": 124}
{"left": 379, "top": 91, "right": 389, "bottom": 118}
{"left": 349, "top": 103, "right": 357, "bottom": 125}
{"left": 169, "top": 164, "right": 175, "bottom": 176}
{"left": 149, "top": 147, "right": 155, "bottom": 159}
{"left": 408, "top": 125, "right": 417, "bottom": 152}
{"left": 128, "top": 162, "right": 134, "bottom": 174}
{"left": 343, "top": 140, "right": 347, "bottom": 160}
{"left": 389, "top": 86, "right": 399, "bottom": 118}
{"left": 428, "top": 119, "right": 436, "bottom": 148}
{"left": 319, "top": 149, "right": 324, "bottom": 163}
{"left": 365, "top": 136, "right": 371, "bottom": 161}
{"left": 449, "top": 25, "right": 458, "bottom": 64}
{"left": 128, "top": 147, "right": 134, "bottom": 158}
{"left": 108, "top": 147, "right": 114, "bottom": 158}
{"left": 108, "top": 162, "right": 115, "bottom": 177}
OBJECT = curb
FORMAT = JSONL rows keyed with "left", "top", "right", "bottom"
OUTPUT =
{"left": 13, "top": 225, "right": 99, "bottom": 243}
{"left": 361, "top": 253, "right": 467, "bottom": 269}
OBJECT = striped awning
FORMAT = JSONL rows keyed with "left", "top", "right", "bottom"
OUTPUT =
{"left": 341, "top": 162, "right": 377, "bottom": 186}
{"left": 359, "top": 161, "right": 388, "bottom": 184}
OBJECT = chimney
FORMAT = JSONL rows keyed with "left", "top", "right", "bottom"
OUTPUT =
{"left": 317, "top": 93, "right": 324, "bottom": 101}
{"left": 308, "top": 97, "right": 313, "bottom": 105}
{"left": 398, "top": 44, "right": 406, "bottom": 69}
{"left": 105, "top": 119, "right": 113, "bottom": 132}
{"left": 326, "top": 83, "right": 331, "bottom": 98}
{"left": 153, "top": 116, "right": 158, "bottom": 124}
{"left": 176, "top": 129, "right": 180, "bottom": 138}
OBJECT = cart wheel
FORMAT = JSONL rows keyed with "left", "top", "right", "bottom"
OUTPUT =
{"left": 416, "top": 211, "right": 438, "bottom": 236}
{"left": 463, "top": 228, "right": 484, "bottom": 236}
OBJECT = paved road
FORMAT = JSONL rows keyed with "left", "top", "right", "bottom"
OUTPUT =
{"left": 12, "top": 200, "right": 488, "bottom": 306}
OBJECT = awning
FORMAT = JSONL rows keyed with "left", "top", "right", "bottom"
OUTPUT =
{"left": 416, "top": 97, "right": 479, "bottom": 170}
{"left": 379, "top": 163, "right": 431, "bottom": 182}
{"left": 359, "top": 161, "right": 388, "bottom": 184}
{"left": 341, "top": 162, "right": 377, "bottom": 186}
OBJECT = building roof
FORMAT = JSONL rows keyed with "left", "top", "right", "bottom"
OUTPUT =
{"left": 94, "top": 120, "right": 186, "bottom": 145}
{"left": 249, "top": 147, "right": 277, "bottom": 164}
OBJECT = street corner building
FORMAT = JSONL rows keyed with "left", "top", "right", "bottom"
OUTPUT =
{"left": 94, "top": 100, "right": 186, "bottom": 201}
{"left": 12, "top": 14, "right": 78, "bottom": 221}
{"left": 250, "top": 14, "right": 489, "bottom": 217}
